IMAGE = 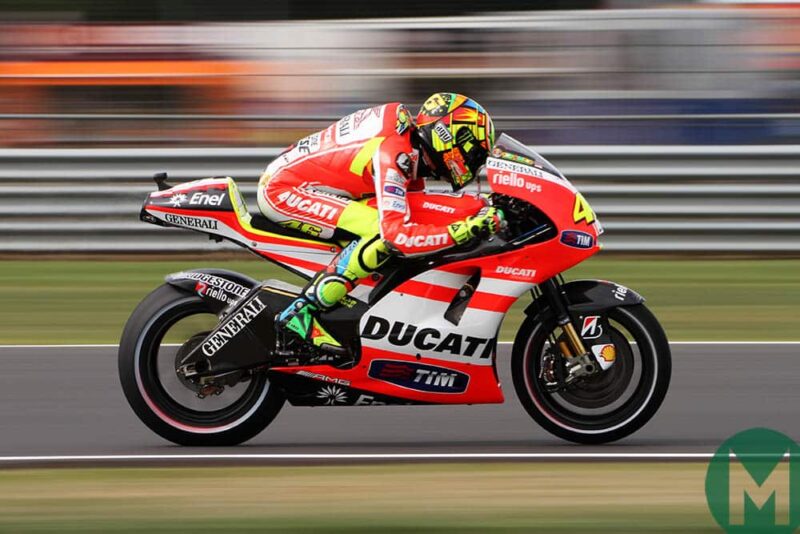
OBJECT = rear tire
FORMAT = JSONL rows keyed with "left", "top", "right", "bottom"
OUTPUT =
{"left": 118, "top": 284, "right": 285, "bottom": 446}
{"left": 512, "top": 304, "right": 671, "bottom": 444}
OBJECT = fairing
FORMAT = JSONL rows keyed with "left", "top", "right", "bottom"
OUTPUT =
{"left": 141, "top": 134, "right": 605, "bottom": 406}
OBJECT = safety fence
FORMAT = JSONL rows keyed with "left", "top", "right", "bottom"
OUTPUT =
{"left": 1, "top": 145, "right": 799, "bottom": 252}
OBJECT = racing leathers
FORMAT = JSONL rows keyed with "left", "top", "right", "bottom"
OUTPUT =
{"left": 257, "top": 102, "right": 500, "bottom": 353}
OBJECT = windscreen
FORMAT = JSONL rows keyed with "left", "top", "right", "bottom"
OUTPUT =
{"left": 491, "top": 133, "right": 566, "bottom": 180}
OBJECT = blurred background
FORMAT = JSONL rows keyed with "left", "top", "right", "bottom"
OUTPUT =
{"left": 0, "top": 0, "right": 799, "bottom": 344}
{"left": 0, "top": 5, "right": 798, "bottom": 532}
{"left": 3, "top": 0, "right": 800, "bottom": 147}
{"left": 2, "top": 0, "right": 800, "bottom": 255}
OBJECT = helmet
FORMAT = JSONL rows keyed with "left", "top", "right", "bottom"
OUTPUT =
{"left": 415, "top": 92, "right": 495, "bottom": 191}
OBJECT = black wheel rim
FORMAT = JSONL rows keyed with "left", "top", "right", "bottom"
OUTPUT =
{"left": 135, "top": 297, "right": 270, "bottom": 430}
{"left": 523, "top": 307, "right": 658, "bottom": 432}
{"left": 555, "top": 327, "right": 635, "bottom": 409}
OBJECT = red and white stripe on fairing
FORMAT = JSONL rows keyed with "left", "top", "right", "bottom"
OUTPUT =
{"left": 149, "top": 204, "right": 531, "bottom": 312}
{"left": 389, "top": 268, "right": 533, "bottom": 314}
{"left": 146, "top": 206, "right": 338, "bottom": 279}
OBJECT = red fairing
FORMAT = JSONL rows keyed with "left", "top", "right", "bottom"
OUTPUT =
{"left": 272, "top": 348, "right": 504, "bottom": 405}
{"left": 140, "top": 139, "right": 603, "bottom": 407}
{"left": 484, "top": 157, "right": 602, "bottom": 281}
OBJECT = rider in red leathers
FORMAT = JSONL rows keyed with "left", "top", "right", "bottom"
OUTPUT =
{"left": 257, "top": 93, "right": 503, "bottom": 354}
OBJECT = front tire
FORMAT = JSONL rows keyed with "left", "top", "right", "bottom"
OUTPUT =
{"left": 118, "top": 284, "right": 285, "bottom": 446}
{"left": 512, "top": 304, "right": 671, "bottom": 444}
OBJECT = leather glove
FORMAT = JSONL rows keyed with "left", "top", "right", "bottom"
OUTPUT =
{"left": 448, "top": 207, "right": 505, "bottom": 246}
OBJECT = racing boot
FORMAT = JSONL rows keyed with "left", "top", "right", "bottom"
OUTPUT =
{"left": 276, "top": 295, "right": 346, "bottom": 355}
{"left": 276, "top": 235, "right": 393, "bottom": 356}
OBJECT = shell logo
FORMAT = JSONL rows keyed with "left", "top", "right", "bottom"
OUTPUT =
{"left": 591, "top": 343, "right": 617, "bottom": 370}
{"left": 598, "top": 344, "right": 616, "bottom": 363}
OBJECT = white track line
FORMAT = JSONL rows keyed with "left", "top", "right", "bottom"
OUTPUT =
{"left": 0, "top": 453, "right": 716, "bottom": 462}
{"left": 0, "top": 452, "right": 788, "bottom": 463}
{"left": 1, "top": 341, "right": 799, "bottom": 349}
{"left": 0, "top": 344, "right": 119, "bottom": 349}
{"left": 666, "top": 341, "right": 800, "bottom": 345}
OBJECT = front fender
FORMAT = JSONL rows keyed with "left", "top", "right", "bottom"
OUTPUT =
{"left": 524, "top": 279, "right": 644, "bottom": 319}
{"left": 165, "top": 269, "right": 259, "bottom": 313}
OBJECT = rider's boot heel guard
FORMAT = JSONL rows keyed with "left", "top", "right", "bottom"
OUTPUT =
{"left": 181, "top": 283, "right": 298, "bottom": 377}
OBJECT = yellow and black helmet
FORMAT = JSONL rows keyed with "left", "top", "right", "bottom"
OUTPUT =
{"left": 415, "top": 92, "right": 495, "bottom": 191}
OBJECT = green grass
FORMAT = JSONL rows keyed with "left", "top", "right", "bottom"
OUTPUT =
{"left": 0, "top": 257, "right": 798, "bottom": 344}
{"left": 0, "top": 463, "right": 718, "bottom": 533}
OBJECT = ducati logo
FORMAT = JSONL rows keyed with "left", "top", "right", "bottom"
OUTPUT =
{"left": 395, "top": 232, "right": 449, "bottom": 248}
{"left": 495, "top": 266, "right": 536, "bottom": 278}
{"left": 275, "top": 191, "right": 340, "bottom": 221}
{"left": 581, "top": 316, "right": 603, "bottom": 339}
{"left": 361, "top": 316, "right": 495, "bottom": 359}
{"left": 422, "top": 201, "right": 456, "bottom": 214}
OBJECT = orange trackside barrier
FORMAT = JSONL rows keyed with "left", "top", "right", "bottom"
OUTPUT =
{"left": 0, "top": 59, "right": 263, "bottom": 86}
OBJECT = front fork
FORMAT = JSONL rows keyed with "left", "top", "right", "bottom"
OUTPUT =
{"left": 539, "top": 278, "right": 599, "bottom": 383}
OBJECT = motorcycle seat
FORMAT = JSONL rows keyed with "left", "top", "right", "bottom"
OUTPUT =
{"left": 247, "top": 211, "right": 338, "bottom": 246}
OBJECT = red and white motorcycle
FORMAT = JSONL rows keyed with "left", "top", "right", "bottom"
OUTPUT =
{"left": 119, "top": 134, "right": 671, "bottom": 446}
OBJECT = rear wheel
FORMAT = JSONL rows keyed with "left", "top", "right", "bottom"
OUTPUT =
{"left": 118, "top": 284, "right": 285, "bottom": 446}
{"left": 512, "top": 304, "right": 671, "bottom": 444}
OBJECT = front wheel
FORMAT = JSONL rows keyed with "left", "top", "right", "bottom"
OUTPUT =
{"left": 512, "top": 303, "right": 671, "bottom": 444}
{"left": 118, "top": 284, "right": 285, "bottom": 446}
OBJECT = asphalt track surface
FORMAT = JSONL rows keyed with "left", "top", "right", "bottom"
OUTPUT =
{"left": 0, "top": 343, "right": 797, "bottom": 463}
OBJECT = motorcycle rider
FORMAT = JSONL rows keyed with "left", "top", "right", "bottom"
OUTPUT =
{"left": 258, "top": 93, "right": 503, "bottom": 354}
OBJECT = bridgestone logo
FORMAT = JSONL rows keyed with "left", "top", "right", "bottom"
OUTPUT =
{"left": 201, "top": 297, "right": 267, "bottom": 357}
{"left": 174, "top": 272, "right": 250, "bottom": 298}
{"left": 164, "top": 213, "right": 218, "bottom": 230}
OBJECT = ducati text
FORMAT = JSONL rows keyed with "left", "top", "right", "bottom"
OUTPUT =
{"left": 422, "top": 201, "right": 456, "bottom": 214}
{"left": 361, "top": 316, "right": 495, "bottom": 359}
{"left": 495, "top": 266, "right": 536, "bottom": 278}
{"left": 394, "top": 232, "right": 449, "bottom": 248}
{"left": 276, "top": 191, "right": 340, "bottom": 221}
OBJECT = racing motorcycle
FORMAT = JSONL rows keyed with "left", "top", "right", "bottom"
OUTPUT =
{"left": 119, "top": 133, "right": 671, "bottom": 446}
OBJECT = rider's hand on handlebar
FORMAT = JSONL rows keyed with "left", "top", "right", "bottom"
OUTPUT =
{"left": 448, "top": 207, "right": 506, "bottom": 246}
